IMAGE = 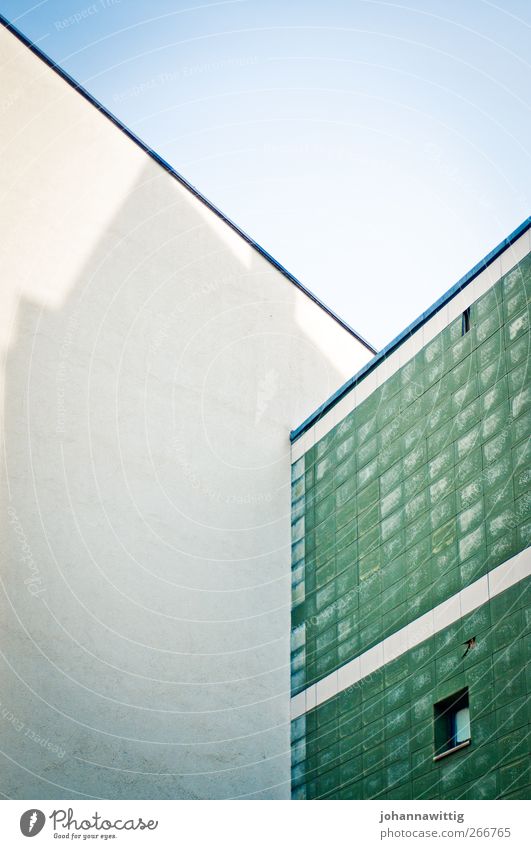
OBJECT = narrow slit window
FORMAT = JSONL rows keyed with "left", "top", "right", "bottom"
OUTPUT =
{"left": 462, "top": 307, "right": 471, "bottom": 335}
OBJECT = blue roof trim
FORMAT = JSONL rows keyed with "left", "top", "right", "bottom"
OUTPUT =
{"left": 0, "top": 13, "right": 376, "bottom": 356}
{"left": 291, "top": 216, "right": 531, "bottom": 443}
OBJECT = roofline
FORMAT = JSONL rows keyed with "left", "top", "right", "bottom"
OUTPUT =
{"left": 291, "top": 215, "right": 531, "bottom": 443}
{"left": 0, "top": 13, "right": 377, "bottom": 356}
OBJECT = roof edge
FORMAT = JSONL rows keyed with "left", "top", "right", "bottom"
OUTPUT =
{"left": 0, "top": 13, "right": 377, "bottom": 356}
{"left": 291, "top": 215, "right": 531, "bottom": 443}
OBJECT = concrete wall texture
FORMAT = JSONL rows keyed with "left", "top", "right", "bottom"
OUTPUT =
{"left": 1, "top": 17, "right": 529, "bottom": 804}
{"left": 290, "top": 248, "right": 531, "bottom": 799}
{"left": 0, "top": 25, "right": 371, "bottom": 799}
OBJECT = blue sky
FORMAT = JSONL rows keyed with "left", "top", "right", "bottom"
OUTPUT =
{"left": 2, "top": 0, "right": 530, "bottom": 349}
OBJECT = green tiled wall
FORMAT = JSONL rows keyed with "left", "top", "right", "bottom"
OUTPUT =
{"left": 291, "top": 579, "right": 531, "bottom": 800}
{"left": 291, "top": 253, "right": 531, "bottom": 697}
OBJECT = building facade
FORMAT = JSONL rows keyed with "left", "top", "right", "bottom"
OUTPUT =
{"left": 0, "top": 14, "right": 529, "bottom": 802}
{"left": 290, "top": 225, "right": 531, "bottom": 800}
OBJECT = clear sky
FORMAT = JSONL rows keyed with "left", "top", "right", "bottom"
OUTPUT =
{"left": 2, "top": 0, "right": 530, "bottom": 350}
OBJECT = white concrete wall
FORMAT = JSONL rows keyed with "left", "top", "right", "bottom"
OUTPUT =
{"left": 0, "top": 26, "right": 370, "bottom": 799}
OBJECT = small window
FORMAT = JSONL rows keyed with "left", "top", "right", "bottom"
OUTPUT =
{"left": 433, "top": 688, "right": 471, "bottom": 760}
{"left": 461, "top": 307, "right": 471, "bottom": 335}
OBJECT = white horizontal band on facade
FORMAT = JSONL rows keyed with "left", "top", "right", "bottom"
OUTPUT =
{"left": 291, "top": 230, "right": 531, "bottom": 461}
{"left": 290, "top": 547, "right": 531, "bottom": 720}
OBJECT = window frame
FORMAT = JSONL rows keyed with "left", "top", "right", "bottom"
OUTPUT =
{"left": 433, "top": 687, "right": 471, "bottom": 762}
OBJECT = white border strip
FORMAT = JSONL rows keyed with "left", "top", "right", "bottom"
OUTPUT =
{"left": 290, "top": 548, "right": 531, "bottom": 719}
{"left": 291, "top": 230, "right": 531, "bottom": 461}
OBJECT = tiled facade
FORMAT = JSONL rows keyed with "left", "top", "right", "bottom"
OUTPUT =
{"left": 291, "top": 579, "right": 530, "bottom": 800}
{"left": 290, "top": 250, "right": 531, "bottom": 799}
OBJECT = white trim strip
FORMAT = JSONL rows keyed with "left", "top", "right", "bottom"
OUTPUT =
{"left": 290, "top": 548, "right": 531, "bottom": 719}
{"left": 291, "top": 230, "right": 531, "bottom": 461}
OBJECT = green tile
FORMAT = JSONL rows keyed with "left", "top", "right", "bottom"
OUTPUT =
{"left": 459, "top": 550, "right": 487, "bottom": 586}
{"left": 458, "top": 524, "right": 486, "bottom": 562}
{"left": 315, "top": 493, "right": 334, "bottom": 525}
{"left": 453, "top": 396, "right": 482, "bottom": 439}
{"left": 336, "top": 519, "right": 357, "bottom": 551}
{"left": 377, "top": 391, "right": 402, "bottom": 429}
{"left": 482, "top": 428, "right": 511, "bottom": 466}
{"left": 504, "top": 308, "right": 529, "bottom": 346}
{"left": 511, "top": 408, "right": 531, "bottom": 446}
{"left": 428, "top": 445, "right": 454, "bottom": 482}
{"left": 358, "top": 523, "right": 380, "bottom": 557}
{"left": 335, "top": 476, "right": 356, "bottom": 507}
{"left": 358, "top": 501, "right": 379, "bottom": 536}
{"left": 485, "top": 478, "right": 514, "bottom": 513}
{"left": 406, "top": 514, "right": 429, "bottom": 548}
{"left": 472, "top": 284, "right": 502, "bottom": 322}
{"left": 405, "top": 488, "right": 429, "bottom": 523}
{"left": 515, "top": 491, "right": 531, "bottom": 523}
{"left": 481, "top": 406, "right": 510, "bottom": 452}
{"left": 430, "top": 471, "right": 455, "bottom": 504}
{"left": 404, "top": 441, "right": 428, "bottom": 477}
{"left": 380, "top": 483, "right": 404, "bottom": 518}
{"left": 357, "top": 479, "right": 380, "bottom": 513}
{"left": 458, "top": 498, "right": 484, "bottom": 536}
{"left": 407, "top": 535, "right": 432, "bottom": 570}
{"left": 478, "top": 357, "right": 505, "bottom": 393}
{"left": 506, "top": 333, "right": 528, "bottom": 371}
{"left": 452, "top": 374, "right": 479, "bottom": 415}
{"left": 511, "top": 384, "right": 530, "bottom": 419}
{"left": 404, "top": 466, "right": 428, "bottom": 500}
{"left": 427, "top": 422, "right": 453, "bottom": 459}
{"left": 425, "top": 395, "right": 453, "bottom": 435}
{"left": 448, "top": 331, "right": 472, "bottom": 367}
{"left": 474, "top": 310, "right": 502, "bottom": 346}
{"left": 382, "top": 507, "right": 405, "bottom": 541}
{"left": 335, "top": 433, "right": 356, "bottom": 464}
{"left": 315, "top": 453, "right": 335, "bottom": 482}
{"left": 379, "top": 436, "right": 404, "bottom": 475}
{"left": 507, "top": 361, "right": 528, "bottom": 398}
{"left": 357, "top": 434, "right": 378, "bottom": 468}
{"left": 481, "top": 376, "right": 508, "bottom": 415}
{"left": 501, "top": 259, "right": 529, "bottom": 298}
{"left": 336, "top": 498, "right": 357, "bottom": 530}
{"left": 477, "top": 329, "right": 503, "bottom": 371}
{"left": 336, "top": 539, "right": 358, "bottom": 573}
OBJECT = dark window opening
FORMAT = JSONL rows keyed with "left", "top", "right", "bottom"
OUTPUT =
{"left": 462, "top": 636, "right": 476, "bottom": 658}
{"left": 433, "top": 688, "right": 471, "bottom": 760}
{"left": 462, "top": 307, "right": 471, "bottom": 335}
